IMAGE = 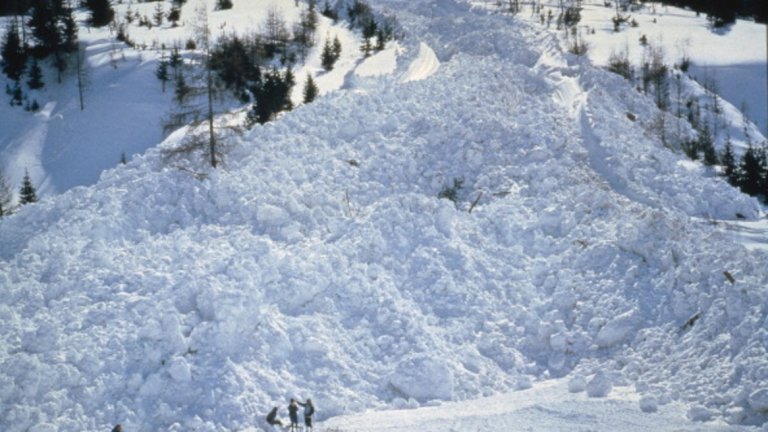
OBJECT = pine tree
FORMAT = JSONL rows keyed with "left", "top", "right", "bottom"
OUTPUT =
{"left": 215, "top": 0, "right": 233, "bottom": 10}
{"left": 320, "top": 37, "right": 336, "bottom": 71}
{"left": 738, "top": 145, "right": 763, "bottom": 197}
{"left": 1, "top": 21, "right": 27, "bottom": 82}
{"left": 303, "top": 73, "right": 318, "bottom": 104}
{"left": 27, "top": 58, "right": 45, "bottom": 89}
{"left": 168, "top": 5, "right": 181, "bottom": 27}
{"left": 153, "top": 2, "right": 165, "bottom": 27}
{"left": 29, "top": 0, "right": 62, "bottom": 58}
{"left": 720, "top": 138, "right": 738, "bottom": 185}
{"left": 247, "top": 67, "right": 295, "bottom": 125}
{"left": 156, "top": 56, "right": 170, "bottom": 93}
{"left": 19, "top": 170, "right": 38, "bottom": 204}
{"left": 698, "top": 124, "right": 717, "bottom": 166}
{"left": 332, "top": 35, "right": 342, "bottom": 59}
{"left": 85, "top": 0, "right": 115, "bottom": 27}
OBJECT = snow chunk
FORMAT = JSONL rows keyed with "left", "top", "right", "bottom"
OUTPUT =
{"left": 639, "top": 395, "right": 658, "bottom": 413}
{"left": 167, "top": 357, "right": 192, "bottom": 383}
{"left": 568, "top": 375, "right": 587, "bottom": 393}
{"left": 388, "top": 354, "right": 455, "bottom": 402}
{"left": 595, "top": 310, "right": 638, "bottom": 348}
{"left": 748, "top": 388, "right": 768, "bottom": 412}
{"left": 688, "top": 406, "right": 715, "bottom": 422}
{"left": 586, "top": 372, "right": 613, "bottom": 398}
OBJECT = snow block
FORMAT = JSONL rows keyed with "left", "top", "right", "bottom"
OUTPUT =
{"left": 568, "top": 375, "right": 587, "bottom": 393}
{"left": 586, "top": 372, "right": 612, "bottom": 398}
{"left": 388, "top": 354, "right": 455, "bottom": 402}
{"left": 594, "top": 310, "right": 637, "bottom": 348}
{"left": 748, "top": 389, "right": 768, "bottom": 413}
{"left": 639, "top": 395, "right": 658, "bottom": 413}
{"left": 687, "top": 406, "right": 714, "bottom": 422}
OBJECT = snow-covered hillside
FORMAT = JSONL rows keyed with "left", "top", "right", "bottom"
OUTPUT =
{"left": 1, "top": 0, "right": 768, "bottom": 431}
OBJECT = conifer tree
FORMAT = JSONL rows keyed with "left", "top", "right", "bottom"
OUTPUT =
{"left": 698, "top": 124, "right": 717, "bottom": 166}
{"left": 156, "top": 55, "right": 170, "bottom": 93}
{"left": 85, "top": 0, "right": 115, "bottom": 28}
{"left": 303, "top": 73, "right": 318, "bottom": 104}
{"left": 27, "top": 58, "right": 44, "bottom": 89}
{"left": 720, "top": 138, "right": 738, "bottom": 185}
{"left": 1, "top": 21, "right": 27, "bottom": 82}
{"left": 19, "top": 170, "right": 38, "bottom": 204}
{"left": 153, "top": 2, "right": 164, "bottom": 27}
{"left": 320, "top": 37, "right": 336, "bottom": 71}
{"left": 215, "top": 0, "right": 233, "bottom": 10}
{"left": 738, "top": 145, "right": 763, "bottom": 197}
{"left": 168, "top": 5, "right": 181, "bottom": 27}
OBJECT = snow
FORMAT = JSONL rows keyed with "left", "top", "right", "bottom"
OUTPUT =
{"left": 399, "top": 42, "right": 439, "bottom": 82}
{"left": 324, "top": 379, "right": 755, "bottom": 432}
{"left": 1, "top": 0, "right": 768, "bottom": 431}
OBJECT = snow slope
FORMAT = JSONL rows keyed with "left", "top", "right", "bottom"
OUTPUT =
{"left": 1, "top": 1, "right": 768, "bottom": 431}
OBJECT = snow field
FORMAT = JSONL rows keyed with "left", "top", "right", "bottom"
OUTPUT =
{"left": 1, "top": 0, "right": 768, "bottom": 431}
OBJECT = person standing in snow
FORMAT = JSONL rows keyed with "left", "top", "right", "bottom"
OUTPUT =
{"left": 288, "top": 398, "right": 300, "bottom": 431}
{"left": 297, "top": 398, "right": 315, "bottom": 431}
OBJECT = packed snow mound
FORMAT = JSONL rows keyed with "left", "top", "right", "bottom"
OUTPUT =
{"left": 400, "top": 42, "right": 440, "bottom": 82}
{"left": 1, "top": 1, "right": 767, "bottom": 431}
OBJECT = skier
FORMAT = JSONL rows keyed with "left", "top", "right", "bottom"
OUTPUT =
{"left": 288, "top": 398, "right": 300, "bottom": 431}
{"left": 297, "top": 398, "right": 315, "bottom": 431}
{"left": 266, "top": 406, "right": 283, "bottom": 427}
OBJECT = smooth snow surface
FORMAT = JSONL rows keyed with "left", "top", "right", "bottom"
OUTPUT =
{"left": 1, "top": 1, "right": 768, "bottom": 432}
{"left": 323, "top": 379, "right": 756, "bottom": 432}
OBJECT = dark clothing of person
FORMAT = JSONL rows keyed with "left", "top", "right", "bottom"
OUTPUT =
{"left": 288, "top": 401, "right": 299, "bottom": 427}
{"left": 266, "top": 407, "right": 283, "bottom": 426}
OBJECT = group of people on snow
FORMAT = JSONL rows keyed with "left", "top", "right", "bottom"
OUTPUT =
{"left": 109, "top": 397, "right": 315, "bottom": 432}
{"left": 266, "top": 398, "right": 315, "bottom": 431}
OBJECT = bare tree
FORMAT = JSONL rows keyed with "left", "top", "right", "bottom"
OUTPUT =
{"left": 162, "top": 3, "right": 241, "bottom": 169}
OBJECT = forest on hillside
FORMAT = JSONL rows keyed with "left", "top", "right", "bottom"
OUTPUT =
{"left": 645, "top": 0, "right": 767, "bottom": 25}
{"left": 3, "top": 0, "right": 766, "bottom": 24}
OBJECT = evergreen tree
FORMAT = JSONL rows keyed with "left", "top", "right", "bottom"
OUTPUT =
{"left": 720, "top": 138, "right": 738, "bottom": 185}
{"left": 27, "top": 58, "right": 45, "bottom": 89}
{"left": 11, "top": 81, "right": 23, "bottom": 106}
{"left": 698, "top": 124, "right": 717, "bottom": 166}
{"left": 173, "top": 71, "right": 191, "bottom": 104}
{"left": 247, "top": 66, "right": 294, "bottom": 125}
{"left": 738, "top": 145, "right": 763, "bottom": 197}
{"left": 320, "top": 36, "right": 336, "bottom": 71}
{"left": 321, "top": 0, "right": 338, "bottom": 21}
{"left": 156, "top": 56, "right": 170, "bottom": 93}
{"left": 215, "top": 0, "right": 233, "bottom": 10}
{"left": 332, "top": 35, "right": 342, "bottom": 59}
{"left": 153, "top": 2, "right": 164, "bottom": 27}
{"left": 1, "top": 21, "right": 27, "bottom": 82}
{"left": 29, "top": 0, "right": 64, "bottom": 58}
{"left": 85, "top": 0, "right": 115, "bottom": 28}
{"left": 19, "top": 170, "right": 38, "bottom": 204}
{"left": 167, "top": 5, "right": 181, "bottom": 27}
{"left": 303, "top": 73, "right": 318, "bottom": 104}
